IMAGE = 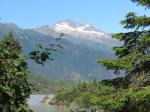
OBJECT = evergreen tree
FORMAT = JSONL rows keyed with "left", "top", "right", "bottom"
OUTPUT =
{"left": 131, "top": 0, "right": 150, "bottom": 8}
{"left": 0, "top": 33, "right": 32, "bottom": 112}
{"left": 98, "top": 0, "right": 150, "bottom": 74}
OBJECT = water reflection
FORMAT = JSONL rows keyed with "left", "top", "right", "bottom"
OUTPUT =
{"left": 28, "top": 95, "right": 69, "bottom": 112}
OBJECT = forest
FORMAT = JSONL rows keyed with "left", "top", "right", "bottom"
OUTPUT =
{"left": 0, "top": 0, "right": 150, "bottom": 112}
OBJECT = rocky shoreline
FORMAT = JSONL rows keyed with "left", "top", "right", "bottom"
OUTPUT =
{"left": 40, "top": 95, "right": 66, "bottom": 105}
{"left": 40, "top": 95, "right": 104, "bottom": 112}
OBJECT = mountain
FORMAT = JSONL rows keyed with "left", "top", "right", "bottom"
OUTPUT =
{"left": 34, "top": 20, "right": 118, "bottom": 48}
{"left": 0, "top": 20, "right": 121, "bottom": 80}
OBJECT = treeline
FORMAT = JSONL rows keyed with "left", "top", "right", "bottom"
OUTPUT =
{"left": 28, "top": 74, "right": 59, "bottom": 94}
{"left": 28, "top": 74, "right": 76, "bottom": 94}
{"left": 53, "top": 72, "right": 150, "bottom": 112}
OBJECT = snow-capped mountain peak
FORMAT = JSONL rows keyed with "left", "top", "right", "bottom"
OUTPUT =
{"left": 51, "top": 20, "right": 108, "bottom": 38}
{"left": 33, "top": 20, "right": 117, "bottom": 48}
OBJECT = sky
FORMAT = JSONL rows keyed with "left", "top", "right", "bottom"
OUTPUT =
{"left": 0, "top": 0, "right": 149, "bottom": 33}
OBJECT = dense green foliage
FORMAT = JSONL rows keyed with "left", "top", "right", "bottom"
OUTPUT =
{"left": 0, "top": 33, "right": 32, "bottom": 112}
{"left": 98, "top": 0, "right": 150, "bottom": 74}
{"left": 54, "top": 73, "right": 150, "bottom": 112}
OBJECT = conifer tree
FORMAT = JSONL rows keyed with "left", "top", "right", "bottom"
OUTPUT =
{"left": 98, "top": 0, "right": 150, "bottom": 74}
{"left": 131, "top": 0, "right": 150, "bottom": 7}
{"left": 0, "top": 33, "right": 32, "bottom": 112}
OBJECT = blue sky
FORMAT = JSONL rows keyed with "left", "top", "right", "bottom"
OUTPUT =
{"left": 0, "top": 0, "right": 149, "bottom": 33}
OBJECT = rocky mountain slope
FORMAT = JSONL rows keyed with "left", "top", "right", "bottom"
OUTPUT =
{"left": 0, "top": 21, "right": 120, "bottom": 80}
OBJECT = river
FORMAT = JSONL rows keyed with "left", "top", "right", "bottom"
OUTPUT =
{"left": 28, "top": 95, "right": 69, "bottom": 112}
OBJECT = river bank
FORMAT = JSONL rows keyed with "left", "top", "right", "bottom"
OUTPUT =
{"left": 28, "top": 95, "right": 69, "bottom": 112}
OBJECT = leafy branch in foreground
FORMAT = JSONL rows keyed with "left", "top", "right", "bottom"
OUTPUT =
{"left": 29, "top": 33, "right": 64, "bottom": 65}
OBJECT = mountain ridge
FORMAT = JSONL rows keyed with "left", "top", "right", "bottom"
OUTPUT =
{"left": 0, "top": 21, "right": 121, "bottom": 80}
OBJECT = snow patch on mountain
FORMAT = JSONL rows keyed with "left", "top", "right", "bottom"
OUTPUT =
{"left": 53, "top": 22, "right": 107, "bottom": 36}
{"left": 33, "top": 20, "right": 119, "bottom": 48}
{"left": 51, "top": 20, "right": 110, "bottom": 38}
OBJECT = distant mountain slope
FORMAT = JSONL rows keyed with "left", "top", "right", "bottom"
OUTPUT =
{"left": 0, "top": 21, "right": 121, "bottom": 80}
